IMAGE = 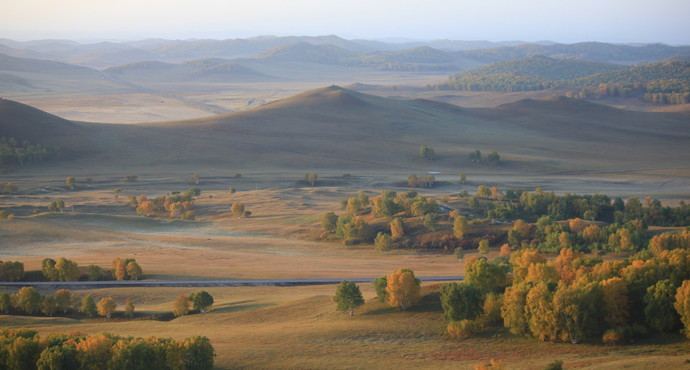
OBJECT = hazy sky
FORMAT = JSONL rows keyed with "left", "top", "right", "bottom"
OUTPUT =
{"left": 2, "top": 0, "right": 689, "bottom": 44}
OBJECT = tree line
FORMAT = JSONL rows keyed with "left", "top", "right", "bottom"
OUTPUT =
{"left": 0, "top": 137, "right": 62, "bottom": 168}
{"left": 0, "top": 257, "right": 142, "bottom": 282}
{"left": 129, "top": 189, "right": 198, "bottom": 220}
{"left": 0, "top": 330, "right": 214, "bottom": 370}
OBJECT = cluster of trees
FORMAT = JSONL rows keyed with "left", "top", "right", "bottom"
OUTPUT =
{"left": 0, "top": 137, "right": 61, "bottom": 168}
{"left": 0, "top": 287, "right": 135, "bottom": 319}
{"left": 419, "top": 145, "right": 436, "bottom": 160}
{"left": 0, "top": 261, "right": 24, "bottom": 281}
{"left": 468, "top": 150, "right": 500, "bottom": 164}
{"left": 230, "top": 202, "right": 251, "bottom": 218}
{"left": 407, "top": 174, "right": 436, "bottom": 188}
{"left": 440, "top": 243, "right": 690, "bottom": 343}
{"left": 172, "top": 291, "right": 215, "bottom": 317}
{"left": 0, "top": 330, "right": 214, "bottom": 370}
{"left": 129, "top": 189, "right": 197, "bottom": 220}
{"left": 111, "top": 258, "right": 143, "bottom": 281}
{"left": 437, "top": 58, "right": 690, "bottom": 105}
{"left": 333, "top": 268, "right": 422, "bottom": 315}
{"left": 470, "top": 186, "right": 689, "bottom": 227}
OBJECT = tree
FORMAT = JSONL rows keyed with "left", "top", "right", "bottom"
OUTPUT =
{"left": 231, "top": 202, "right": 245, "bottom": 218}
{"left": 190, "top": 291, "right": 214, "bottom": 313}
{"left": 601, "top": 277, "right": 630, "bottom": 328}
{"left": 423, "top": 213, "right": 439, "bottom": 231}
{"left": 419, "top": 145, "right": 436, "bottom": 160}
{"left": 124, "top": 298, "right": 135, "bottom": 318}
{"left": 333, "top": 281, "right": 365, "bottom": 316}
{"left": 0, "top": 292, "right": 11, "bottom": 313}
{"left": 465, "top": 257, "right": 508, "bottom": 294}
{"left": 478, "top": 239, "right": 490, "bottom": 254}
{"left": 41, "top": 295, "right": 59, "bottom": 316}
{"left": 459, "top": 172, "right": 467, "bottom": 184}
{"left": 454, "top": 247, "right": 464, "bottom": 260}
{"left": 305, "top": 173, "right": 318, "bottom": 186}
{"left": 126, "top": 261, "right": 142, "bottom": 280}
{"left": 501, "top": 282, "right": 531, "bottom": 336}
{"left": 525, "top": 282, "right": 559, "bottom": 341}
{"left": 97, "top": 297, "right": 116, "bottom": 318}
{"left": 81, "top": 295, "right": 97, "bottom": 317}
{"left": 453, "top": 215, "right": 468, "bottom": 240}
{"left": 42, "top": 258, "right": 59, "bottom": 281}
{"left": 36, "top": 345, "right": 78, "bottom": 370}
{"left": 385, "top": 268, "right": 421, "bottom": 311}
{"left": 476, "top": 185, "right": 491, "bottom": 198}
{"left": 644, "top": 279, "right": 680, "bottom": 332}
{"left": 173, "top": 294, "right": 190, "bottom": 317}
{"left": 373, "top": 276, "right": 388, "bottom": 303}
{"left": 12, "top": 286, "right": 41, "bottom": 314}
{"left": 87, "top": 265, "right": 101, "bottom": 281}
{"left": 49, "top": 199, "right": 65, "bottom": 213}
{"left": 374, "top": 232, "right": 392, "bottom": 252}
{"left": 499, "top": 243, "right": 512, "bottom": 258}
{"left": 674, "top": 280, "right": 690, "bottom": 338}
{"left": 440, "top": 282, "right": 483, "bottom": 321}
{"left": 66, "top": 176, "right": 76, "bottom": 190}
{"left": 182, "top": 336, "right": 215, "bottom": 370}
{"left": 55, "top": 289, "right": 73, "bottom": 314}
{"left": 487, "top": 151, "right": 501, "bottom": 164}
{"left": 389, "top": 218, "right": 405, "bottom": 238}
{"left": 321, "top": 212, "right": 338, "bottom": 233}
{"left": 56, "top": 257, "right": 80, "bottom": 281}
{"left": 7, "top": 336, "right": 40, "bottom": 370}
{"left": 113, "top": 258, "right": 127, "bottom": 281}
{"left": 469, "top": 150, "right": 481, "bottom": 162}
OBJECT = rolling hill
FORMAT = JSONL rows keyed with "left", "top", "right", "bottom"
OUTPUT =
{"left": 104, "top": 59, "right": 273, "bottom": 83}
{"left": 1, "top": 86, "right": 688, "bottom": 172}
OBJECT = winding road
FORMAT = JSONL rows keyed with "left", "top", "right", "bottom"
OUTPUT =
{"left": 0, "top": 276, "right": 463, "bottom": 289}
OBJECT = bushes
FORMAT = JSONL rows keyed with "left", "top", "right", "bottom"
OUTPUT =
{"left": 446, "top": 319, "right": 482, "bottom": 339}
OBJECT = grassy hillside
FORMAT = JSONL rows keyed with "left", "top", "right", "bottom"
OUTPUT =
{"left": 1, "top": 86, "right": 689, "bottom": 172}
{"left": 104, "top": 59, "right": 274, "bottom": 83}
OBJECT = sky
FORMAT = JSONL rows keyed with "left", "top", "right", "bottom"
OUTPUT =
{"left": 2, "top": 0, "right": 689, "bottom": 44}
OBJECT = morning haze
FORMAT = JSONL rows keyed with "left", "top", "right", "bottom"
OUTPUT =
{"left": 0, "top": 0, "right": 689, "bottom": 369}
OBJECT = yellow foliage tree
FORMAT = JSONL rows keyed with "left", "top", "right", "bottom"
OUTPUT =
{"left": 525, "top": 282, "right": 559, "bottom": 341}
{"left": 675, "top": 280, "right": 690, "bottom": 338}
{"left": 568, "top": 218, "right": 587, "bottom": 233}
{"left": 601, "top": 277, "right": 630, "bottom": 327}
{"left": 510, "top": 249, "right": 546, "bottom": 283}
{"left": 385, "top": 268, "right": 421, "bottom": 311}
{"left": 499, "top": 243, "right": 512, "bottom": 258}
{"left": 97, "top": 297, "right": 117, "bottom": 319}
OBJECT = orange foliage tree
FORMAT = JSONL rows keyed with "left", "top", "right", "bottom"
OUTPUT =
{"left": 385, "top": 268, "right": 421, "bottom": 311}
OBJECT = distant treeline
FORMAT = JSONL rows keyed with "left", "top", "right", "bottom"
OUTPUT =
{"left": 434, "top": 58, "right": 690, "bottom": 105}
{"left": 0, "top": 330, "right": 214, "bottom": 370}
{"left": 0, "top": 136, "right": 62, "bottom": 167}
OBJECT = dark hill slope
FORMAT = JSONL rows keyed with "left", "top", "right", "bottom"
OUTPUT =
{"left": 2, "top": 87, "right": 688, "bottom": 172}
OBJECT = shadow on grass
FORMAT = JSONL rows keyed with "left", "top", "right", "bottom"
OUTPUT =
{"left": 365, "top": 292, "right": 443, "bottom": 315}
{"left": 210, "top": 301, "right": 276, "bottom": 314}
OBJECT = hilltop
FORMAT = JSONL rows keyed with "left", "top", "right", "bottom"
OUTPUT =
{"left": 1, "top": 86, "right": 688, "bottom": 173}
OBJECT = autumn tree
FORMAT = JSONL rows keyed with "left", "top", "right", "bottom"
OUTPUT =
{"left": 124, "top": 298, "right": 135, "bottom": 318}
{"left": 41, "top": 295, "right": 59, "bottom": 316}
{"left": 42, "top": 258, "right": 59, "bottom": 281}
{"left": 48, "top": 199, "right": 65, "bottom": 213}
{"left": 477, "top": 239, "right": 490, "bottom": 254}
{"left": 87, "top": 264, "right": 101, "bottom": 281}
{"left": 476, "top": 185, "right": 491, "bottom": 198}
{"left": 126, "top": 261, "right": 142, "bottom": 280}
{"left": 674, "top": 280, "right": 690, "bottom": 338}
{"left": 601, "top": 277, "right": 630, "bottom": 328}
{"left": 190, "top": 291, "right": 214, "bottom": 313}
{"left": 440, "top": 282, "right": 483, "bottom": 321}
{"left": 56, "top": 257, "right": 80, "bottom": 281}
{"left": 173, "top": 294, "right": 190, "bottom": 317}
{"left": 453, "top": 215, "right": 468, "bottom": 240}
{"left": 510, "top": 249, "right": 546, "bottom": 283}
{"left": 231, "top": 202, "right": 245, "bottom": 218}
{"left": 499, "top": 243, "right": 512, "bottom": 258}
{"left": 553, "top": 280, "right": 603, "bottom": 343}
{"left": 113, "top": 258, "right": 127, "bottom": 281}
{"left": 81, "top": 295, "right": 97, "bottom": 317}
{"left": 55, "top": 289, "right": 73, "bottom": 314}
{"left": 36, "top": 345, "right": 78, "bottom": 370}
{"left": 501, "top": 282, "right": 531, "bottom": 336}
{"left": 389, "top": 218, "right": 405, "bottom": 238}
{"left": 182, "top": 335, "right": 216, "bottom": 370}
{"left": 12, "top": 286, "right": 41, "bottom": 314}
{"left": 305, "top": 173, "right": 318, "bottom": 186}
{"left": 96, "top": 297, "right": 116, "bottom": 319}
{"left": 333, "top": 281, "right": 365, "bottom": 316}
{"left": 385, "top": 268, "right": 421, "bottom": 311}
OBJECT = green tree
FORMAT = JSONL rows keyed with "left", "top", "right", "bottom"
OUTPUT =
{"left": 81, "top": 295, "right": 97, "bottom": 317}
{"left": 374, "top": 232, "right": 392, "bottom": 252}
{"left": 487, "top": 151, "right": 501, "bottom": 164}
{"left": 190, "top": 291, "right": 214, "bottom": 313}
{"left": 182, "top": 336, "right": 215, "bottom": 370}
{"left": 644, "top": 279, "right": 680, "bottom": 332}
{"left": 37, "top": 345, "right": 78, "bottom": 370}
{"left": 8, "top": 336, "right": 40, "bottom": 370}
{"left": 55, "top": 289, "right": 73, "bottom": 314}
{"left": 465, "top": 257, "right": 508, "bottom": 294}
{"left": 419, "top": 145, "right": 436, "bottom": 160}
{"left": 333, "top": 281, "right": 365, "bottom": 316}
{"left": 459, "top": 172, "right": 467, "bottom": 184}
{"left": 478, "top": 239, "right": 490, "bottom": 254}
{"left": 476, "top": 185, "right": 491, "bottom": 198}
{"left": 373, "top": 276, "right": 388, "bottom": 303}
{"left": 453, "top": 215, "right": 468, "bottom": 240}
{"left": 440, "top": 282, "right": 483, "bottom": 321}
{"left": 42, "top": 258, "right": 59, "bottom": 281}
{"left": 41, "top": 295, "right": 59, "bottom": 316}
{"left": 469, "top": 150, "right": 481, "bottom": 162}
{"left": 389, "top": 217, "right": 405, "bottom": 238}
{"left": 56, "top": 257, "right": 80, "bottom": 281}
{"left": 87, "top": 265, "right": 101, "bottom": 281}
{"left": 423, "top": 213, "right": 439, "bottom": 231}
{"left": 321, "top": 212, "right": 338, "bottom": 233}
{"left": 126, "top": 261, "right": 142, "bottom": 280}
{"left": 0, "top": 292, "right": 11, "bottom": 313}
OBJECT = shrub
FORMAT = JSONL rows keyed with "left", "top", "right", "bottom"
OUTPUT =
{"left": 446, "top": 319, "right": 481, "bottom": 339}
